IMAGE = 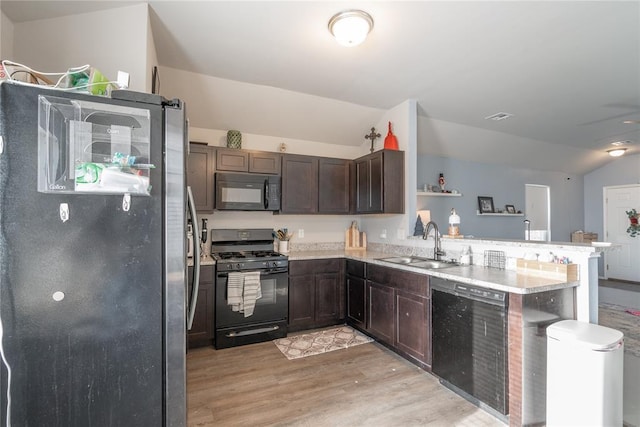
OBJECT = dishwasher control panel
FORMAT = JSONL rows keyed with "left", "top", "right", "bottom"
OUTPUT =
{"left": 456, "top": 283, "right": 506, "bottom": 303}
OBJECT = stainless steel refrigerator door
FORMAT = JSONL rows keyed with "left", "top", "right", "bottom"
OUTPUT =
{"left": 164, "top": 102, "right": 187, "bottom": 427}
{"left": 0, "top": 83, "right": 180, "bottom": 426}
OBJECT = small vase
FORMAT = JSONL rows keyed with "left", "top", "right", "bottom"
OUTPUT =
{"left": 227, "top": 130, "right": 242, "bottom": 149}
{"left": 383, "top": 122, "right": 399, "bottom": 150}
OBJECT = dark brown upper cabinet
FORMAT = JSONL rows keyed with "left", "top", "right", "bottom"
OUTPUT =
{"left": 318, "top": 157, "right": 350, "bottom": 214}
{"left": 354, "top": 149, "right": 404, "bottom": 214}
{"left": 281, "top": 154, "right": 350, "bottom": 214}
{"left": 187, "top": 143, "right": 215, "bottom": 212}
{"left": 216, "top": 147, "right": 281, "bottom": 174}
{"left": 281, "top": 154, "right": 319, "bottom": 214}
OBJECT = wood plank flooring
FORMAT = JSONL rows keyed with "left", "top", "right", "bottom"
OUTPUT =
{"left": 187, "top": 339, "right": 505, "bottom": 426}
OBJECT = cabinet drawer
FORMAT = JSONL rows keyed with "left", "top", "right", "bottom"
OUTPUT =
{"left": 367, "top": 264, "right": 428, "bottom": 295}
{"left": 346, "top": 259, "right": 366, "bottom": 278}
{"left": 289, "top": 258, "right": 342, "bottom": 275}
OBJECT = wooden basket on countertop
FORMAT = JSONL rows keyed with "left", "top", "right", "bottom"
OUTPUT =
{"left": 516, "top": 259, "right": 578, "bottom": 282}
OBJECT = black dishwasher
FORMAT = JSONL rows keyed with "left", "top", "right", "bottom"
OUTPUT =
{"left": 431, "top": 277, "right": 508, "bottom": 419}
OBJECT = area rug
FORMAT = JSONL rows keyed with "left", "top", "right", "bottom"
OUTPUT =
{"left": 274, "top": 326, "right": 373, "bottom": 360}
{"left": 599, "top": 303, "right": 640, "bottom": 358}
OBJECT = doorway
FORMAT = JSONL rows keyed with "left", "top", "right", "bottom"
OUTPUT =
{"left": 604, "top": 185, "right": 640, "bottom": 282}
{"left": 525, "top": 184, "right": 550, "bottom": 241}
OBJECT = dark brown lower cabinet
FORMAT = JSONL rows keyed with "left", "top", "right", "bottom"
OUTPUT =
{"left": 395, "top": 289, "right": 430, "bottom": 364}
{"left": 346, "top": 260, "right": 366, "bottom": 329}
{"left": 187, "top": 265, "right": 215, "bottom": 348}
{"left": 365, "top": 264, "right": 431, "bottom": 368}
{"left": 367, "top": 281, "right": 395, "bottom": 345}
{"left": 288, "top": 259, "right": 345, "bottom": 332}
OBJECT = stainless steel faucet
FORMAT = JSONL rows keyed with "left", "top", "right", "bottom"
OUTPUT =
{"left": 423, "top": 221, "right": 445, "bottom": 260}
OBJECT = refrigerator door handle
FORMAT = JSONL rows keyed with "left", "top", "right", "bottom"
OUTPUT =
{"left": 186, "top": 186, "right": 201, "bottom": 330}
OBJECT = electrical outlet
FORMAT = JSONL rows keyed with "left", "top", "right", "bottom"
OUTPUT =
{"left": 380, "top": 229, "right": 387, "bottom": 239}
{"left": 298, "top": 229, "right": 304, "bottom": 238}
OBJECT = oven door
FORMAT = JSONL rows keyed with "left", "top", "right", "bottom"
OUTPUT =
{"left": 215, "top": 269, "right": 288, "bottom": 348}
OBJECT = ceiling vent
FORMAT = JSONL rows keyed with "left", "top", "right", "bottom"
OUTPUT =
{"left": 485, "top": 112, "right": 514, "bottom": 121}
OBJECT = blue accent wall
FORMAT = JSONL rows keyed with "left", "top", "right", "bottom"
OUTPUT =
{"left": 417, "top": 155, "right": 584, "bottom": 241}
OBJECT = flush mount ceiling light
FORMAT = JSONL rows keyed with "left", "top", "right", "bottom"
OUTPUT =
{"left": 328, "top": 10, "right": 374, "bottom": 47}
{"left": 607, "top": 148, "right": 627, "bottom": 157}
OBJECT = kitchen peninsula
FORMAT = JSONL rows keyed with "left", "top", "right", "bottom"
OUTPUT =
{"left": 286, "top": 237, "right": 606, "bottom": 426}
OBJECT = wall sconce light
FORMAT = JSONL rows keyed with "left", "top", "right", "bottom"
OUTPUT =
{"left": 607, "top": 148, "right": 627, "bottom": 157}
{"left": 328, "top": 10, "right": 374, "bottom": 47}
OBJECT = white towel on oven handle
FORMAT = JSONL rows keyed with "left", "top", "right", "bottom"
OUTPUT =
{"left": 227, "top": 272, "right": 244, "bottom": 312}
{"left": 242, "top": 271, "right": 262, "bottom": 317}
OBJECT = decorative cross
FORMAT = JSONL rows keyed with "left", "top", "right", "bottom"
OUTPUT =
{"left": 365, "top": 127, "right": 381, "bottom": 153}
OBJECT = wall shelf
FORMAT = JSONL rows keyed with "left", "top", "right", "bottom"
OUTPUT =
{"left": 476, "top": 211, "right": 525, "bottom": 217}
{"left": 417, "top": 191, "right": 462, "bottom": 197}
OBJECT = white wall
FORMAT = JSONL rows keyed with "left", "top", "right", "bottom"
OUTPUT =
{"left": 12, "top": 4, "right": 150, "bottom": 91}
{"left": 189, "top": 127, "right": 363, "bottom": 160}
{"left": 1, "top": 11, "right": 14, "bottom": 61}
{"left": 145, "top": 4, "right": 158, "bottom": 94}
{"left": 158, "top": 65, "right": 384, "bottom": 147}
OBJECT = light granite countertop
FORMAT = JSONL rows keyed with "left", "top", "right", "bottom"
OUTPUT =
{"left": 286, "top": 249, "right": 578, "bottom": 295}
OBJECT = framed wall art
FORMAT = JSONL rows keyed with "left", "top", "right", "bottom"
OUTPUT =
{"left": 478, "top": 196, "right": 495, "bottom": 214}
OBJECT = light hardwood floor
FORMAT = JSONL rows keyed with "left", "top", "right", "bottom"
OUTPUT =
{"left": 187, "top": 339, "right": 505, "bottom": 426}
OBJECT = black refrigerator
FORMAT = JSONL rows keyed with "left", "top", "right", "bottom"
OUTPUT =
{"left": 0, "top": 81, "right": 192, "bottom": 426}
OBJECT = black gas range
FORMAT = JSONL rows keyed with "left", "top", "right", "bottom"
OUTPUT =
{"left": 211, "top": 229, "right": 289, "bottom": 349}
{"left": 212, "top": 250, "right": 288, "bottom": 273}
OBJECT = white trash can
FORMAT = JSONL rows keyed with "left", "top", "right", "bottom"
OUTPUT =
{"left": 546, "top": 320, "right": 624, "bottom": 426}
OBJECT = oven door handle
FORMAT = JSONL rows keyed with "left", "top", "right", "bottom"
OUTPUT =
{"left": 217, "top": 269, "right": 287, "bottom": 278}
{"left": 187, "top": 186, "right": 201, "bottom": 331}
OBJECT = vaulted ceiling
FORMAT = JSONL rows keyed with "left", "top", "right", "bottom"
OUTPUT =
{"left": 3, "top": 1, "right": 639, "bottom": 174}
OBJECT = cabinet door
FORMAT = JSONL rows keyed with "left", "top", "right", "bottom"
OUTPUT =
{"left": 354, "top": 150, "right": 404, "bottom": 214}
{"left": 288, "top": 274, "right": 316, "bottom": 331}
{"left": 367, "top": 281, "right": 395, "bottom": 345}
{"left": 396, "top": 290, "right": 430, "bottom": 365}
{"left": 347, "top": 275, "right": 366, "bottom": 329}
{"left": 318, "top": 158, "right": 350, "bottom": 214}
{"left": 249, "top": 152, "right": 281, "bottom": 174}
{"left": 187, "top": 265, "right": 215, "bottom": 347}
{"left": 187, "top": 143, "right": 215, "bottom": 212}
{"left": 368, "top": 153, "right": 384, "bottom": 212}
{"left": 355, "top": 158, "right": 371, "bottom": 213}
{"left": 315, "top": 272, "right": 341, "bottom": 323}
{"left": 281, "top": 155, "right": 319, "bottom": 213}
{"left": 216, "top": 148, "right": 249, "bottom": 172}
{"left": 380, "top": 150, "right": 405, "bottom": 214}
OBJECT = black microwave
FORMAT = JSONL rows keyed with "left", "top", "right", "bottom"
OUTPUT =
{"left": 214, "top": 173, "right": 281, "bottom": 211}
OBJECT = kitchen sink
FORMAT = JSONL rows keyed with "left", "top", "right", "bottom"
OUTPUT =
{"left": 410, "top": 260, "right": 459, "bottom": 269}
{"left": 377, "top": 256, "right": 459, "bottom": 269}
{"left": 377, "top": 256, "right": 430, "bottom": 265}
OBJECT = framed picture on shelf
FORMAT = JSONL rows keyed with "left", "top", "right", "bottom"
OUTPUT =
{"left": 505, "top": 204, "right": 516, "bottom": 214}
{"left": 478, "top": 196, "right": 494, "bottom": 214}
